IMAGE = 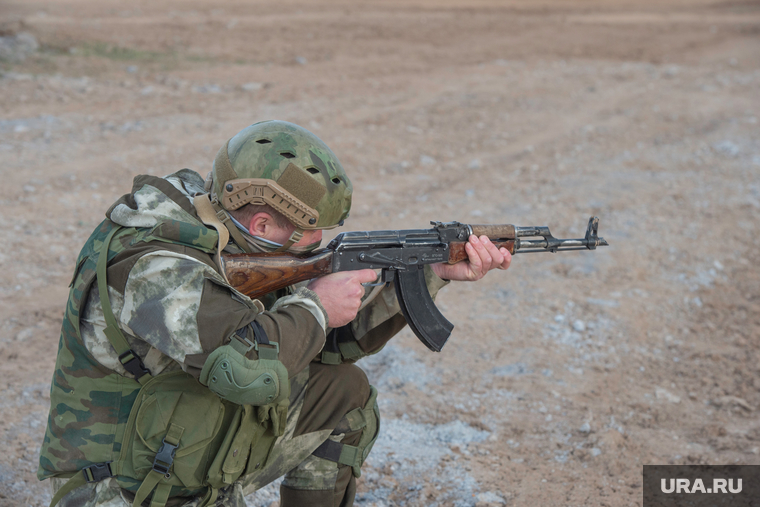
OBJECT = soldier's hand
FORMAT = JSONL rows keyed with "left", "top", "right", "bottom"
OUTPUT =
{"left": 307, "top": 269, "right": 378, "bottom": 327}
{"left": 431, "top": 235, "right": 511, "bottom": 282}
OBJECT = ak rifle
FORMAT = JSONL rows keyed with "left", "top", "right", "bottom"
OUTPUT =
{"left": 222, "top": 216, "right": 609, "bottom": 352}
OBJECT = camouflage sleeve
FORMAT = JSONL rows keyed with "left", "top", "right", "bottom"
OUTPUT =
{"left": 82, "top": 250, "right": 326, "bottom": 379}
{"left": 319, "top": 265, "right": 449, "bottom": 363}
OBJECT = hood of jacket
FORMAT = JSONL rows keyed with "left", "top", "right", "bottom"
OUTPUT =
{"left": 105, "top": 169, "right": 221, "bottom": 254}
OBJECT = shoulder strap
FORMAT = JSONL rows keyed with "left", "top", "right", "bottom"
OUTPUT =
{"left": 96, "top": 224, "right": 151, "bottom": 385}
{"left": 194, "top": 193, "right": 247, "bottom": 282}
{"left": 193, "top": 192, "right": 253, "bottom": 255}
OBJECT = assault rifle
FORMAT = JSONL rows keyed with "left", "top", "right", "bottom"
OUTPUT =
{"left": 222, "top": 216, "right": 609, "bottom": 352}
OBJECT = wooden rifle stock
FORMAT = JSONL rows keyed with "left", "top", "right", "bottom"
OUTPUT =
{"left": 222, "top": 250, "right": 334, "bottom": 300}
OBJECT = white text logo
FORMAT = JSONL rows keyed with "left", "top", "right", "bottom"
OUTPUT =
{"left": 661, "top": 478, "right": 742, "bottom": 494}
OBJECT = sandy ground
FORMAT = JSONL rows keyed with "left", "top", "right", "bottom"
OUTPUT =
{"left": 1, "top": 0, "right": 759, "bottom": 505}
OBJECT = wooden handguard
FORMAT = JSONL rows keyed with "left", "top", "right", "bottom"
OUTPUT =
{"left": 223, "top": 250, "right": 334, "bottom": 300}
{"left": 447, "top": 240, "right": 515, "bottom": 264}
{"left": 469, "top": 224, "right": 516, "bottom": 239}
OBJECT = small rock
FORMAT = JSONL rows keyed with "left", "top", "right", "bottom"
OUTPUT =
{"left": 590, "top": 447, "right": 602, "bottom": 457}
{"left": 193, "top": 84, "right": 222, "bottom": 94}
{"left": 140, "top": 86, "right": 154, "bottom": 95}
{"left": 15, "top": 328, "right": 35, "bottom": 341}
{"left": 572, "top": 320, "right": 585, "bottom": 332}
{"left": 585, "top": 297, "right": 620, "bottom": 308}
{"left": 713, "top": 140, "right": 740, "bottom": 157}
{"left": 491, "top": 363, "right": 531, "bottom": 377}
{"left": 599, "top": 430, "right": 625, "bottom": 449}
{"left": 713, "top": 260, "right": 724, "bottom": 270}
{"left": 0, "top": 32, "right": 39, "bottom": 62}
{"left": 295, "top": 56, "right": 307, "bottom": 65}
{"left": 14, "top": 124, "right": 29, "bottom": 133}
{"left": 579, "top": 422, "right": 591, "bottom": 434}
{"left": 713, "top": 396, "right": 753, "bottom": 411}
{"left": 23, "top": 184, "right": 35, "bottom": 192}
{"left": 554, "top": 314, "right": 565, "bottom": 323}
{"left": 468, "top": 159, "right": 481, "bottom": 170}
{"left": 470, "top": 209, "right": 483, "bottom": 217}
{"left": 126, "top": 65, "right": 138, "bottom": 74}
{"left": 655, "top": 387, "right": 681, "bottom": 404}
{"left": 420, "top": 154, "right": 436, "bottom": 166}
{"left": 241, "top": 82, "right": 263, "bottom": 92}
{"left": 476, "top": 492, "right": 506, "bottom": 505}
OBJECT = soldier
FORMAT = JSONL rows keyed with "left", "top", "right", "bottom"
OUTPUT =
{"left": 38, "top": 121, "right": 511, "bottom": 507}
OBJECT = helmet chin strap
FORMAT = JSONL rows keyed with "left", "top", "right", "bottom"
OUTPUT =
{"left": 275, "top": 228, "right": 304, "bottom": 252}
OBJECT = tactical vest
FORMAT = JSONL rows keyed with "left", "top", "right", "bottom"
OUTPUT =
{"left": 39, "top": 217, "right": 287, "bottom": 507}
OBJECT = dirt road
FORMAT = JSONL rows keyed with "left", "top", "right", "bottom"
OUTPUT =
{"left": 1, "top": 0, "right": 759, "bottom": 505}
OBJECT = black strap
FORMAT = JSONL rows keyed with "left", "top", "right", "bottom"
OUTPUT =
{"left": 312, "top": 439, "right": 344, "bottom": 463}
{"left": 234, "top": 321, "right": 269, "bottom": 344}
{"left": 325, "top": 324, "right": 355, "bottom": 352}
{"left": 231, "top": 320, "right": 277, "bottom": 360}
{"left": 251, "top": 320, "right": 270, "bottom": 345}
{"left": 234, "top": 320, "right": 270, "bottom": 347}
{"left": 323, "top": 330, "right": 340, "bottom": 355}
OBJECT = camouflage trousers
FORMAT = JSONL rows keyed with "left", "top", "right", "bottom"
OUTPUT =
{"left": 50, "top": 363, "right": 371, "bottom": 507}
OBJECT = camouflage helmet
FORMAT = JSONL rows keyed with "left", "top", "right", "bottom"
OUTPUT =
{"left": 209, "top": 120, "right": 352, "bottom": 230}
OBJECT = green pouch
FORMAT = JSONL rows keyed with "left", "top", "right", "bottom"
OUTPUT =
{"left": 206, "top": 401, "right": 283, "bottom": 487}
{"left": 118, "top": 371, "right": 236, "bottom": 496}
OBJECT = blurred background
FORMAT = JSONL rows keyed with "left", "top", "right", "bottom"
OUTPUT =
{"left": 1, "top": 0, "right": 759, "bottom": 505}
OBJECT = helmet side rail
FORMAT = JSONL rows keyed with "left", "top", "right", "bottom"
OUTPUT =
{"left": 222, "top": 217, "right": 609, "bottom": 351}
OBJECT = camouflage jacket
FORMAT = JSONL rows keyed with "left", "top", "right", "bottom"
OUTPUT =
{"left": 38, "top": 169, "right": 447, "bottom": 480}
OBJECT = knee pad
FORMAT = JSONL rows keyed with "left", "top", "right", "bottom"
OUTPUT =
{"left": 312, "top": 386, "right": 380, "bottom": 478}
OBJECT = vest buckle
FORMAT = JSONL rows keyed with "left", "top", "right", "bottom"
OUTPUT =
{"left": 118, "top": 349, "right": 151, "bottom": 380}
{"left": 152, "top": 438, "right": 178, "bottom": 476}
{"left": 82, "top": 462, "right": 113, "bottom": 483}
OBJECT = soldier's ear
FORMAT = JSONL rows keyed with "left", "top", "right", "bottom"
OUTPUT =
{"left": 248, "top": 212, "right": 273, "bottom": 237}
